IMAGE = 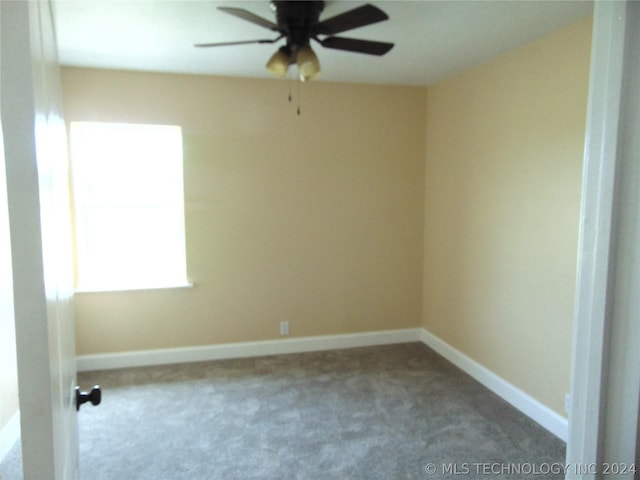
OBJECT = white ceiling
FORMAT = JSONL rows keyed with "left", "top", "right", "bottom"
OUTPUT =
{"left": 53, "top": 0, "right": 593, "bottom": 87}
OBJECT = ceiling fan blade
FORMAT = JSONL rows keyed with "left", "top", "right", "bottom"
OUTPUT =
{"left": 218, "top": 7, "right": 280, "bottom": 31}
{"left": 195, "top": 36, "right": 283, "bottom": 48}
{"left": 319, "top": 36, "right": 394, "bottom": 56}
{"left": 313, "top": 4, "right": 389, "bottom": 36}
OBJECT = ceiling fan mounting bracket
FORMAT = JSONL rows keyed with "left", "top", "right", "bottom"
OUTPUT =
{"left": 270, "top": 0, "right": 325, "bottom": 50}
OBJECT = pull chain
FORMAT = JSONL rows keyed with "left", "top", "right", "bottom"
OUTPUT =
{"left": 284, "top": 70, "right": 302, "bottom": 116}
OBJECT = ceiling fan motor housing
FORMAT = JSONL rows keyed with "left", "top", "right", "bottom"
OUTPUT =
{"left": 270, "top": 0, "right": 325, "bottom": 51}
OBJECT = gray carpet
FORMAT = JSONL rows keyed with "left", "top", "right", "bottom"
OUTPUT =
{"left": 1, "top": 343, "right": 565, "bottom": 479}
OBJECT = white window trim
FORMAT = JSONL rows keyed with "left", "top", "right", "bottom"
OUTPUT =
{"left": 74, "top": 282, "right": 194, "bottom": 294}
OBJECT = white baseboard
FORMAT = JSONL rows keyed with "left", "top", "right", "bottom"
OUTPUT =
{"left": 419, "top": 328, "right": 568, "bottom": 441}
{"left": 0, "top": 410, "right": 20, "bottom": 463}
{"left": 76, "top": 326, "right": 567, "bottom": 442}
{"left": 76, "top": 328, "right": 423, "bottom": 372}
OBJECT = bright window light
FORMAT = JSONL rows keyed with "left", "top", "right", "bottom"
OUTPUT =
{"left": 70, "top": 122, "right": 188, "bottom": 291}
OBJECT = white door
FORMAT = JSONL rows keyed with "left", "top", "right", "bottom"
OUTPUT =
{"left": 1, "top": 1, "right": 79, "bottom": 479}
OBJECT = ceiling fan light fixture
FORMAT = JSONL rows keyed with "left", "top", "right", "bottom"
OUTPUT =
{"left": 266, "top": 47, "right": 292, "bottom": 78}
{"left": 296, "top": 45, "right": 320, "bottom": 82}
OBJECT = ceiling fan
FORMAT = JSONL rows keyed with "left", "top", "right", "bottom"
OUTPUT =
{"left": 195, "top": 1, "right": 394, "bottom": 81}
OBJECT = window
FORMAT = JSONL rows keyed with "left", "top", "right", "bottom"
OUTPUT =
{"left": 70, "top": 122, "right": 188, "bottom": 291}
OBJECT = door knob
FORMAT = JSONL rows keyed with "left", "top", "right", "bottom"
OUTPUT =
{"left": 75, "top": 385, "right": 101, "bottom": 411}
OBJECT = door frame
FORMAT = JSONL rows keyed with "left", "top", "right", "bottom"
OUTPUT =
{"left": 566, "top": 0, "right": 640, "bottom": 477}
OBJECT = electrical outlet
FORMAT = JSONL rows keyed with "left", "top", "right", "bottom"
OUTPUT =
{"left": 280, "top": 321, "right": 289, "bottom": 336}
{"left": 565, "top": 393, "right": 572, "bottom": 414}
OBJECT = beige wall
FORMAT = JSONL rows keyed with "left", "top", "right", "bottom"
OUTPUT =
{"left": 62, "top": 69, "right": 427, "bottom": 354}
{"left": 422, "top": 17, "right": 592, "bottom": 415}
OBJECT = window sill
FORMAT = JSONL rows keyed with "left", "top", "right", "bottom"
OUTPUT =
{"left": 74, "top": 282, "right": 194, "bottom": 294}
